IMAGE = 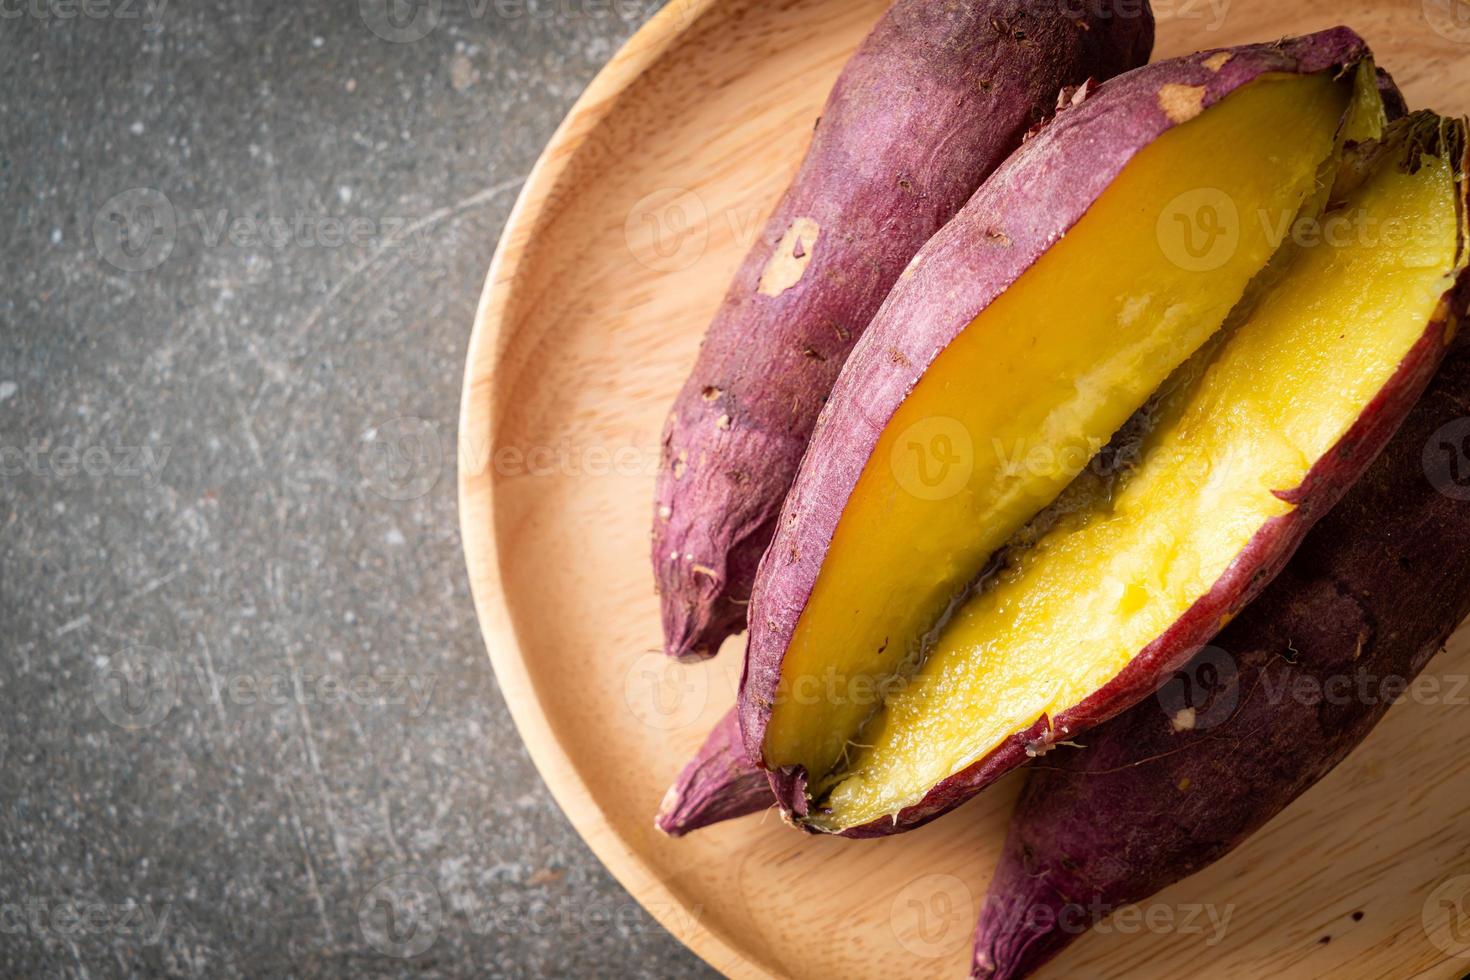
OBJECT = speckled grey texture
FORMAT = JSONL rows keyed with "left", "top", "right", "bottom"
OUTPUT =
{"left": 0, "top": 2, "right": 716, "bottom": 976}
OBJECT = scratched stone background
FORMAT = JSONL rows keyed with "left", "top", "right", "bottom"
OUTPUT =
{"left": 0, "top": 1, "right": 718, "bottom": 976}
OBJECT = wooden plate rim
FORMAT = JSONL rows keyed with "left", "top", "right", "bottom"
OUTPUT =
{"left": 456, "top": 2, "right": 763, "bottom": 977}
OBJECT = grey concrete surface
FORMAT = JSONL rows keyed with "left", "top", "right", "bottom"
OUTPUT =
{"left": 0, "top": 1, "right": 717, "bottom": 976}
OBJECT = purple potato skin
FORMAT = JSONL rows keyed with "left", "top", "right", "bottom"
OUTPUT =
{"left": 973, "top": 285, "right": 1470, "bottom": 979}
{"left": 652, "top": 0, "right": 1155, "bottom": 662}
{"left": 655, "top": 708, "right": 771, "bottom": 836}
{"left": 738, "top": 30, "right": 1447, "bottom": 837}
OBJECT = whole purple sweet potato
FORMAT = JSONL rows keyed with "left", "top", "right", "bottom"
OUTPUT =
{"left": 652, "top": 0, "right": 1154, "bottom": 661}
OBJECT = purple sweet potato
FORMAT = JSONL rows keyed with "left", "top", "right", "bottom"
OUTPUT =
{"left": 740, "top": 30, "right": 1415, "bottom": 837}
{"left": 652, "top": 0, "right": 1154, "bottom": 661}
{"left": 656, "top": 709, "right": 771, "bottom": 837}
{"left": 652, "top": 60, "right": 1421, "bottom": 844}
{"left": 972, "top": 121, "right": 1470, "bottom": 979}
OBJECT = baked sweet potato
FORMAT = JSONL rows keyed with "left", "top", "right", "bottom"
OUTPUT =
{"left": 654, "top": 67, "right": 1416, "bottom": 841}
{"left": 973, "top": 116, "right": 1470, "bottom": 980}
{"left": 740, "top": 32, "right": 1468, "bottom": 837}
{"left": 652, "top": 0, "right": 1155, "bottom": 661}
{"left": 654, "top": 66, "right": 1417, "bottom": 843}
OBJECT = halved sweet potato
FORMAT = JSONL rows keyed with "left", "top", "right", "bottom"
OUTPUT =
{"left": 740, "top": 32, "right": 1466, "bottom": 835}
{"left": 652, "top": 0, "right": 1155, "bottom": 661}
{"left": 815, "top": 117, "right": 1466, "bottom": 834}
{"left": 974, "top": 116, "right": 1470, "bottom": 980}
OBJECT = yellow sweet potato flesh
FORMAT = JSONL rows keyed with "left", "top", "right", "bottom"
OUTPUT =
{"left": 813, "top": 143, "right": 1463, "bottom": 832}
{"left": 764, "top": 74, "right": 1353, "bottom": 779}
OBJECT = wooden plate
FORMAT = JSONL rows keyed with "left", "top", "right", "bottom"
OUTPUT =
{"left": 459, "top": 2, "right": 1470, "bottom": 976}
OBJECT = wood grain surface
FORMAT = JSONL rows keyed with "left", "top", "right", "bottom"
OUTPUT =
{"left": 458, "top": 1, "right": 1470, "bottom": 976}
